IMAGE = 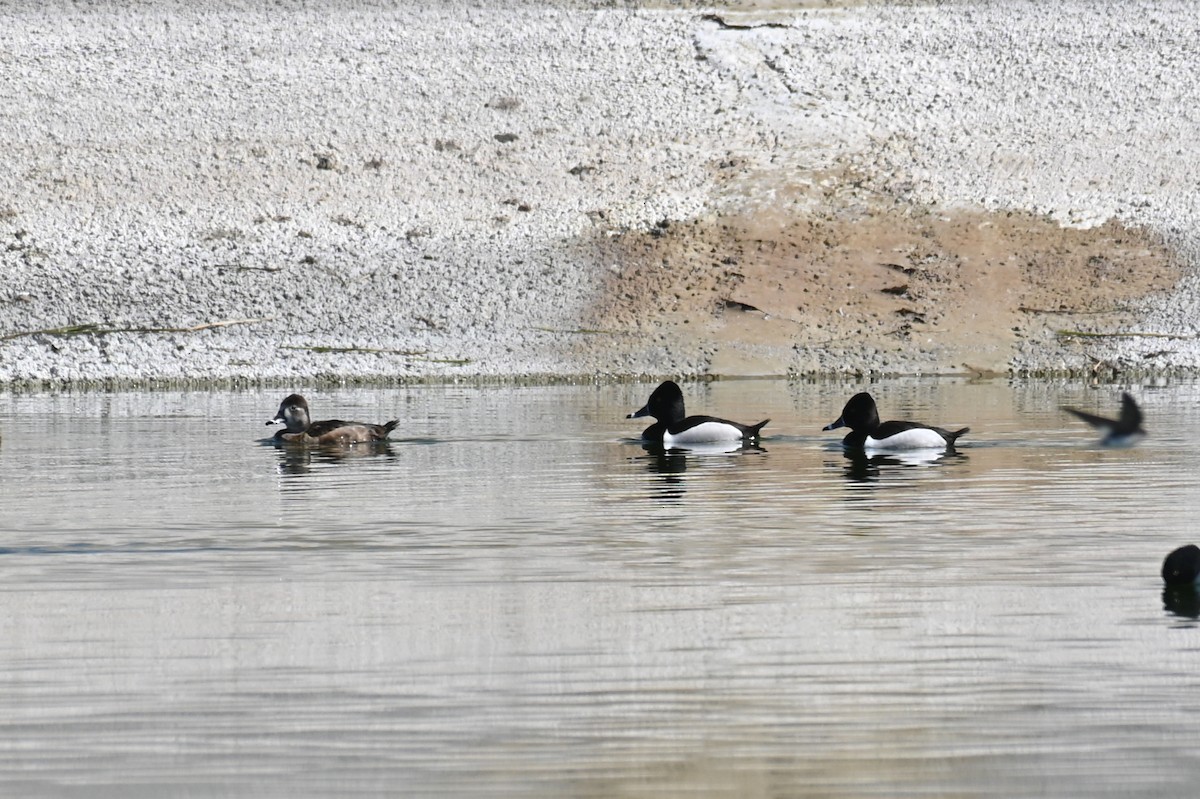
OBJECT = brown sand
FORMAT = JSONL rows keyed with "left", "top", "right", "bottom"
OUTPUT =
{"left": 580, "top": 171, "right": 1182, "bottom": 377}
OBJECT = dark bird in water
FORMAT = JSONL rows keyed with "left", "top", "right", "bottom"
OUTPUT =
{"left": 627, "top": 380, "right": 768, "bottom": 445}
{"left": 1163, "top": 545, "right": 1200, "bottom": 586}
{"left": 1062, "top": 392, "right": 1145, "bottom": 447}
{"left": 823, "top": 392, "right": 968, "bottom": 450}
{"left": 267, "top": 394, "right": 398, "bottom": 445}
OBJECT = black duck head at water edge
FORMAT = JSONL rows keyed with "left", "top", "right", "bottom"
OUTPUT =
{"left": 1162, "top": 544, "right": 1200, "bottom": 586}
{"left": 627, "top": 380, "right": 688, "bottom": 426}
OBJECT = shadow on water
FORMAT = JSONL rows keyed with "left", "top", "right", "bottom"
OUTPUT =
{"left": 831, "top": 447, "right": 968, "bottom": 485}
{"left": 269, "top": 440, "right": 398, "bottom": 476}
{"left": 1162, "top": 586, "right": 1200, "bottom": 619}
{"left": 630, "top": 440, "right": 766, "bottom": 502}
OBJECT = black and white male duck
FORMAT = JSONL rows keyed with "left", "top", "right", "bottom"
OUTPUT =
{"left": 627, "top": 380, "right": 768, "bottom": 445}
{"left": 267, "top": 394, "right": 398, "bottom": 445}
{"left": 1062, "top": 391, "right": 1146, "bottom": 447}
{"left": 824, "top": 392, "right": 968, "bottom": 450}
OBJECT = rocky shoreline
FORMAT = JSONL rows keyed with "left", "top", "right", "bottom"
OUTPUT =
{"left": 3, "top": 1, "right": 1199, "bottom": 389}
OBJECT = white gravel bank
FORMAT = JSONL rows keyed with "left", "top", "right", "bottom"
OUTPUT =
{"left": 2, "top": 1, "right": 1198, "bottom": 386}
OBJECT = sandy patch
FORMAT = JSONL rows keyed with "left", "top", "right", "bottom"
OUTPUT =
{"left": 580, "top": 171, "right": 1182, "bottom": 376}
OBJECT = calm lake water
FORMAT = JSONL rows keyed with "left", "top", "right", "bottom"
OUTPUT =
{"left": 1, "top": 378, "right": 1199, "bottom": 797}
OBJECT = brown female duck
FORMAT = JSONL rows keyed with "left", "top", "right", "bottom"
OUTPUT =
{"left": 267, "top": 394, "right": 398, "bottom": 445}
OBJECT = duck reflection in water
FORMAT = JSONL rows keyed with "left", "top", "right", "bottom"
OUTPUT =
{"left": 1162, "top": 545, "right": 1200, "bottom": 618}
{"left": 273, "top": 440, "right": 396, "bottom": 477}
{"left": 634, "top": 440, "right": 766, "bottom": 502}
{"left": 1162, "top": 587, "right": 1200, "bottom": 619}
{"left": 836, "top": 447, "right": 966, "bottom": 485}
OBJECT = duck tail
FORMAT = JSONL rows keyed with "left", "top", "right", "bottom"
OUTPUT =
{"left": 947, "top": 427, "right": 969, "bottom": 445}
{"left": 380, "top": 420, "right": 400, "bottom": 438}
{"left": 744, "top": 419, "right": 770, "bottom": 440}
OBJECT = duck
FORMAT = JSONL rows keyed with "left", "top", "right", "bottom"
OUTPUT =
{"left": 267, "top": 394, "right": 398, "bottom": 445}
{"left": 1062, "top": 391, "right": 1146, "bottom": 447}
{"left": 823, "top": 392, "right": 968, "bottom": 450}
{"left": 1162, "top": 545, "right": 1200, "bottom": 586}
{"left": 627, "top": 380, "right": 768, "bottom": 445}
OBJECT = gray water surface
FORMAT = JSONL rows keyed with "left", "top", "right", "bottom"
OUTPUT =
{"left": 1, "top": 379, "right": 1198, "bottom": 797}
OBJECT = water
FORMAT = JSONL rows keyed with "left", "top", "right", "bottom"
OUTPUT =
{"left": 1, "top": 379, "right": 1199, "bottom": 797}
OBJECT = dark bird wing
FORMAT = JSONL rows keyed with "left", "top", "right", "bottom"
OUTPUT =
{"left": 873, "top": 420, "right": 929, "bottom": 437}
{"left": 1118, "top": 392, "right": 1143, "bottom": 431}
{"left": 1061, "top": 406, "right": 1116, "bottom": 431}
{"left": 305, "top": 419, "right": 354, "bottom": 437}
{"left": 873, "top": 420, "right": 968, "bottom": 445}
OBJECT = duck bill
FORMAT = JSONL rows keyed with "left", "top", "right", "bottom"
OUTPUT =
{"left": 823, "top": 417, "right": 846, "bottom": 431}
{"left": 627, "top": 403, "right": 651, "bottom": 420}
{"left": 266, "top": 415, "right": 284, "bottom": 427}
